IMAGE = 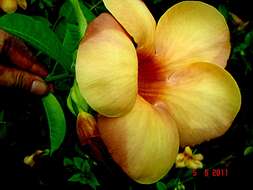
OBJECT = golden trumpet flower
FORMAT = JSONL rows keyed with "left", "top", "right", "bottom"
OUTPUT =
{"left": 75, "top": 0, "right": 241, "bottom": 184}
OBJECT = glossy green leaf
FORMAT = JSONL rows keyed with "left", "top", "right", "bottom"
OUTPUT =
{"left": 59, "top": 0, "right": 75, "bottom": 22}
{"left": 64, "top": 157, "right": 74, "bottom": 166}
{"left": 218, "top": 4, "right": 229, "bottom": 20}
{"left": 59, "top": 0, "right": 95, "bottom": 23}
{"left": 68, "top": 173, "right": 82, "bottom": 182}
{"left": 0, "top": 13, "right": 72, "bottom": 71}
{"left": 67, "top": 80, "right": 91, "bottom": 116}
{"left": 156, "top": 182, "right": 167, "bottom": 190}
{"left": 57, "top": 0, "right": 89, "bottom": 71}
{"left": 74, "top": 157, "right": 84, "bottom": 170}
{"left": 81, "top": 160, "right": 91, "bottom": 173}
{"left": 244, "top": 146, "right": 253, "bottom": 156}
{"left": 245, "top": 31, "right": 253, "bottom": 47}
{"left": 70, "top": 0, "right": 87, "bottom": 39}
{"left": 63, "top": 24, "right": 82, "bottom": 53}
{"left": 166, "top": 178, "right": 178, "bottom": 189}
{"left": 79, "top": 1, "right": 95, "bottom": 22}
{"left": 42, "top": 93, "right": 66, "bottom": 155}
{"left": 88, "top": 176, "right": 100, "bottom": 189}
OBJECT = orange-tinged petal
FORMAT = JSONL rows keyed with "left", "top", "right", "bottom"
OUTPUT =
{"left": 158, "top": 62, "right": 241, "bottom": 146}
{"left": 76, "top": 28, "right": 138, "bottom": 117}
{"left": 155, "top": 1, "right": 230, "bottom": 68}
{"left": 103, "top": 0, "right": 156, "bottom": 52}
{"left": 97, "top": 96, "right": 179, "bottom": 184}
{"left": 85, "top": 13, "right": 125, "bottom": 40}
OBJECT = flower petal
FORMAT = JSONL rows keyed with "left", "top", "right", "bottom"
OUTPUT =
{"left": 175, "top": 160, "right": 186, "bottom": 168}
{"left": 186, "top": 160, "right": 203, "bottom": 169}
{"left": 193, "top": 154, "right": 204, "bottom": 161}
{"left": 103, "top": 0, "right": 156, "bottom": 52}
{"left": 175, "top": 153, "right": 186, "bottom": 168}
{"left": 184, "top": 146, "right": 193, "bottom": 157}
{"left": 85, "top": 13, "right": 126, "bottom": 40}
{"left": 159, "top": 62, "right": 241, "bottom": 146}
{"left": 155, "top": 1, "right": 230, "bottom": 68}
{"left": 76, "top": 29, "right": 138, "bottom": 117}
{"left": 97, "top": 96, "right": 179, "bottom": 184}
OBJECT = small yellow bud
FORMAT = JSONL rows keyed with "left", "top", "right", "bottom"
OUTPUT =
{"left": 23, "top": 150, "right": 43, "bottom": 167}
{"left": 17, "top": 0, "right": 27, "bottom": 10}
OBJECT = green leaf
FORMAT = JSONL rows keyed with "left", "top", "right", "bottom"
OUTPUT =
{"left": 64, "top": 157, "right": 74, "bottom": 166}
{"left": 81, "top": 172, "right": 100, "bottom": 189}
{"left": 156, "top": 182, "right": 167, "bottom": 190}
{"left": 81, "top": 160, "right": 91, "bottom": 173}
{"left": 67, "top": 93, "right": 78, "bottom": 116}
{"left": 244, "top": 31, "right": 253, "bottom": 46}
{"left": 72, "top": 80, "right": 90, "bottom": 111}
{"left": 74, "top": 157, "right": 84, "bottom": 170}
{"left": 218, "top": 4, "right": 229, "bottom": 20}
{"left": 79, "top": 1, "right": 95, "bottom": 22}
{"left": 0, "top": 13, "right": 72, "bottom": 72}
{"left": 42, "top": 93, "right": 66, "bottom": 155}
{"left": 70, "top": 0, "right": 87, "bottom": 39}
{"left": 54, "top": 19, "right": 69, "bottom": 45}
{"left": 166, "top": 178, "right": 179, "bottom": 189}
{"left": 68, "top": 156, "right": 99, "bottom": 189}
{"left": 60, "top": 0, "right": 95, "bottom": 23}
{"left": 63, "top": 24, "right": 82, "bottom": 53}
{"left": 79, "top": 178, "right": 88, "bottom": 185}
{"left": 43, "top": 0, "right": 54, "bottom": 7}
{"left": 32, "top": 16, "right": 52, "bottom": 27}
{"left": 244, "top": 146, "right": 253, "bottom": 156}
{"left": 57, "top": 0, "right": 89, "bottom": 71}
{"left": 68, "top": 173, "right": 82, "bottom": 182}
{"left": 67, "top": 80, "right": 92, "bottom": 116}
{"left": 88, "top": 175, "right": 100, "bottom": 189}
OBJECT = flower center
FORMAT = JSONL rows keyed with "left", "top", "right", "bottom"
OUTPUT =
{"left": 137, "top": 51, "right": 167, "bottom": 104}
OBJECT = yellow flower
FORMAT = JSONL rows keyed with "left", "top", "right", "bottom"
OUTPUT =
{"left": 0, "top": 0, "right": 27, "bottom": 13}
{"left": 176, "top": 146, "right": 204, "bottom": 170}
{"left": 75, "top": 0, "right": 241, "bottom": 184}
{"left": 24, "top": 150, "right": 43, "bottom": 167}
